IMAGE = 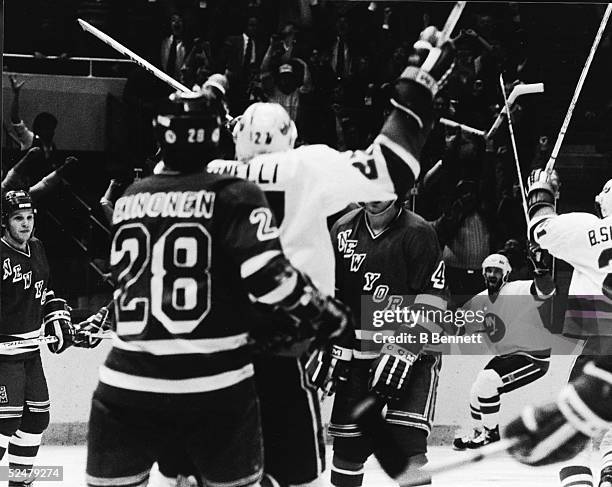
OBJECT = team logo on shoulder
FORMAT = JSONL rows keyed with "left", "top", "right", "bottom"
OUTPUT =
{"left": 350, "top": 254, "right": 366, "bottom": 272}
{"left": 482, "top": 313, "right": 506, "bottom": 343}
{"left": 0, "top": 386, "right": 8, "bottom": 404}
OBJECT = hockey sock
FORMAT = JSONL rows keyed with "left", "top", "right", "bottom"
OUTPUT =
{"left": 470, "top": 403, "right": 482, "bottom": 433}
{"left": 560, "top": 466, "right": 594, "bottom": 487}
{"left": 479, "top": 393, "right": 501, "bottom": 430}
{"left": 0, "top": 431, "right": 8, "bottom": 461}
{"left": 600, "top": 429, "right": 612, "bottom": 487}
{"left": 8, "top": 430, "right": 42, "bottom": 483}
{"left": 331, "top": 456, "right": 364, "bottom": 487}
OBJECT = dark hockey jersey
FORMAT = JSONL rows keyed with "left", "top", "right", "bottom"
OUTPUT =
{"left": 1, "top": 237, "right": 49, "bottom": 359}
{"left": 99, "top": 170, "right": 283, "bottom": 408}
{"left": 331, "top": 207, "right": 448, "bottom": 357}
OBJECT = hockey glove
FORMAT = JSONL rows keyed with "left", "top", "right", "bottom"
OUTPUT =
{"left": 306, "top": 344, "right": 352, "bottom": 396}
{"left": 504, "top": 360, "right": 612, "bottom": 466}
{"left": 74, "top": 306, "right": 110, "bottom": 349}
{"left": 391, "top": 26, "right": 455, "bottom": 130}
{"left": 369, "top": 343, "right": 417, "bottom": 400}
{"left": 527, "top": 168, "right": 559, "bottom": 219}
{"left": 43, "top": 293, "right": 75, "bottom": 354}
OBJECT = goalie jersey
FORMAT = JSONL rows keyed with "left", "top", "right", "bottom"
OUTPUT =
{"left": 462, "top": 280, "right": 554, "bottom": 357}
{"left": 532, "top": 212, "right": 612, "bottom": 337}
{"left": 208, "top": 144, "right": 395, "bottom": 295}
{"left": 100, "top": 171, "right": 283, "bottom": 408}
{"left": 1, "top": 237, "right": 49, "bottom": 359}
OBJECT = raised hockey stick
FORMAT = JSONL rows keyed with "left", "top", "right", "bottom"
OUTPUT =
{"left": 440, "top": 2, "right": 466, "bottom": 42}
{"left": 439, "top": 118, "right": 485, "bottom": 137}
{"left": 499, "top": 73, "right": 529, "bottom": 225}
{"left": 77, "top": 18, "right": 193, "bottom": 93}
{"left": 486, "top": 83, "right": 544, "bottom": 139}
{"left": 545, "top": 3, "right": 612, "bottom": 173}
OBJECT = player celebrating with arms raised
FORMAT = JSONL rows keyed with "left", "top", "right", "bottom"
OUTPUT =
{"left": 454, "top": 251, "right": 555, "bottom": 450}
{"left": 504, "top": 173, "right": 612, "bottom": 487}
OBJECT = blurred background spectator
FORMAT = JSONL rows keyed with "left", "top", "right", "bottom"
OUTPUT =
{"left": 3, "top": 1, "right": 611, "bottom": 315}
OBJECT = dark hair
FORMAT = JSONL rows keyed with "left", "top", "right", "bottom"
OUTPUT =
{"left": 32, "top": 112, "right": 58, "bottom": 133}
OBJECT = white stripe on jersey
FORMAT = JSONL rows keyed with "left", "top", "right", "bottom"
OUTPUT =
{"left": 4, "top": 329, "right": 42, "bottom": 339}
{"left": 254, "top": 272, "right": 297, "bottom": 304}
{"left": 99, "top": 363, "right": 254, "bottom": 393}
{"left": 0, "top": 345, "right": 40, "bottom": 356}
{"left": 0, "top": 329, "right": 43, "bottom": 356}
{"left": 240, "top": 250, "right": 281, "bottom": 277}
{"left": 111, "top": 333, "right": 249, "bottom": 355}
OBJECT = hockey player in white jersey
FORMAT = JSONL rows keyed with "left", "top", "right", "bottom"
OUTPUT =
{"left": 207, "top": 24, "right": 456, "bottom": 487}
{"left": 453, "top": 252, "right": 555, "bottom": 450}
{"left": 208, "top": 102, "right": 395, "bottom": 487}
{"left": 503, "top": 173, "right": 612, "bottom": 487}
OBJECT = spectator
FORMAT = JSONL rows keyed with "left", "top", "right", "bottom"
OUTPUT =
{"left": 329, "top": 15, "right": 353, "bottom": 81}
{"left": 160, "top": 12, "right": 192, "bottom": 86}
{"left": 182, "top": 37, "right": 214, "bottom": 90}
{"left": 221, "top": 15, "right": 267, "bottom": 114}
{"left": 265, "top": 59, "right": 312, "bottom": 129}
{"left": 8, "top": 76, "right": 59, "bottom": 182}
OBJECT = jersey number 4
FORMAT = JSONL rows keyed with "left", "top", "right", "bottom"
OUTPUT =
{"left": 110, "top": 222, "right": 211, "bottom": 336}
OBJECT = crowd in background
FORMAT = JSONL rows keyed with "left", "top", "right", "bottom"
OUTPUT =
{"left": 3, "top": 1, "right": 612, "bottom": 308}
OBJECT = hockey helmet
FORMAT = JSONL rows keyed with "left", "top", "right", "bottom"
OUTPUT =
{"left": 1, "top": 190, "right": 35, "bottom": 226}
{"left": 152, "top": 87, "right": 224, "bottom": 172}
{"left": 481, "top": 253, "right": 512, "bottom": 281}
{"left": 233, "top": 102, "right": 297, "bottom": 162}
{"left": 595, "top": 179, "right": 612, "bottom": 218}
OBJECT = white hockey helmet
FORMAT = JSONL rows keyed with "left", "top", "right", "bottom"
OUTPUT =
{"left": 481, "top": 253, "right": 512, "bottom": 281}
{"left": 233, "top": 102, "right": 297, "bottom": 162}
{"left": 595, "top": 179, "right": 612, "bottom": 218}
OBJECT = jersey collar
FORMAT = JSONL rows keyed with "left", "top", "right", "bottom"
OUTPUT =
{"left": 363, "top": 207, "right": 403, "bottom": 240}
{"left": 1, "top": 237, "right": 31, "bottom": 257}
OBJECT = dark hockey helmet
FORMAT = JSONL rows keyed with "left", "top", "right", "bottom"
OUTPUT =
{"left": 152, "top": 87, "right": 224, "bottom": 172}
{"left": 1, "top": 190, "right": 35, "bottom": 227}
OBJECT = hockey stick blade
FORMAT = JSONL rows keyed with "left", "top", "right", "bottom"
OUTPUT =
{"left": 351, "top": 393, "right": 412, "bottom": 479}
{"left": 486, "top": 82, "right": 544, "bottom": 139}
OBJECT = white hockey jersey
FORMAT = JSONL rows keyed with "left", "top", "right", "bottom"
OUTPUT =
{"left": 532, "top": 212, "right": 612, "bottom": 337}
{"left": 207, "top": 144, "right": 396, "bottom": 295}
{"left": 462, "top": 280, "right": 554, "bottom": 356}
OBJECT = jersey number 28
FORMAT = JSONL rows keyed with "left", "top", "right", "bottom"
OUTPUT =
{"left": 110, "top": 222, "right": 211, "bottom": 336}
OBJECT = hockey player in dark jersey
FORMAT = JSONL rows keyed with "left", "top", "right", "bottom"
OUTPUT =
{"left": 85, "top": 88, "right": 350, "bottom": 487}
{"left": 0, "top": 190, "right": 76, "bottom": 486}
{"left": 307, "top": 197, "right": 448, "bottom": 487}
{"left": 502, "top": 171, "right": 612, "bottom": 485}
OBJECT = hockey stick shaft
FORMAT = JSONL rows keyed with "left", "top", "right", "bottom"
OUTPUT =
{"left": 400, "top": 438, "right": 521, "bottom": 486}
{"left": 439, "top": 118, "right": 485, "bottom": 137}
{"left": 440, "top": 2, "right": 466, "bottom": 42}
{"left": 499, "top": 73, "right": 529, "bottom": 226}
{"left": 0, "top": 331, "right": 114, "bottom": 351}
{"left": 545, "top": 3, "right": 612, "bottom": 173}
{"left": 0, "top": 336, "right": 59, "bottom": 350}
{"left": 77, "top": 18, "right": 192, "bottom": 93}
